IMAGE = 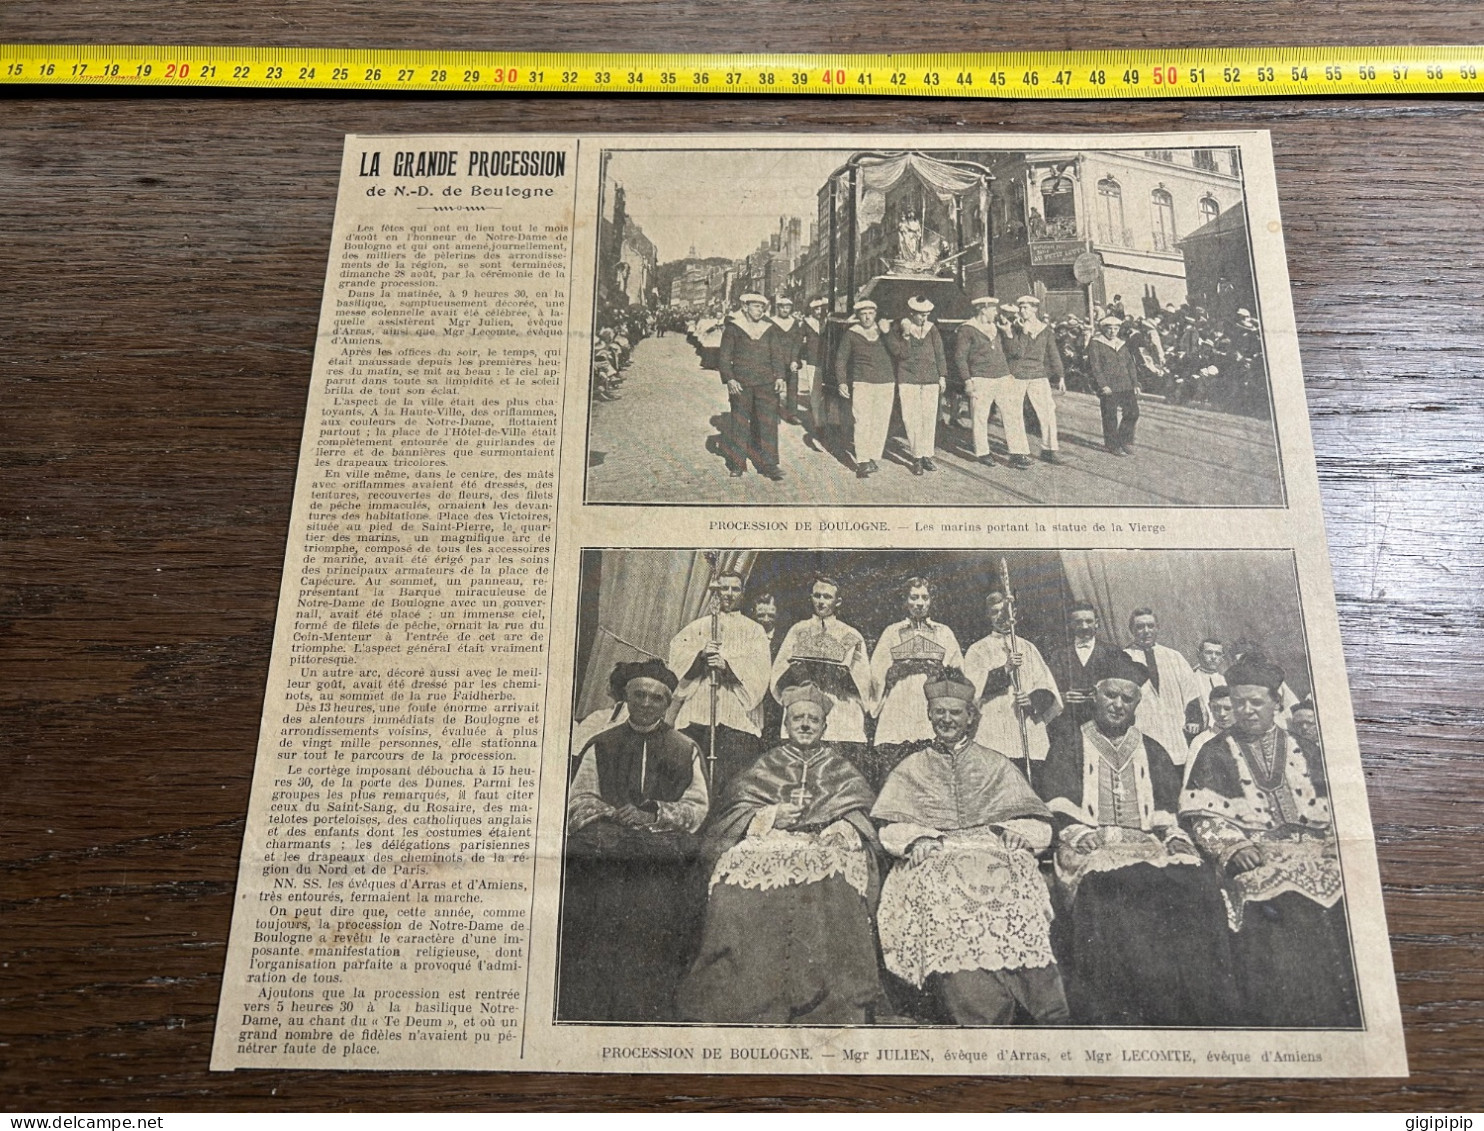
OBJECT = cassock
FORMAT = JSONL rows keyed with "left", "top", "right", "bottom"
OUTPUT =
{"left": 1190, "top": 666, "right": 1227, "bottom": 727}
{"left": 1184, "top": 727, "right": 1225, "bottom": 784}
{"left": 771, "top": 616, "right": 874, "bottom": 744}
{"left": 1122, "top": 642, "right": 1205, "bottom": 765}
{"left": 668, "top": 609, "right": 773, "bottom": 791}
{"left": 559, "top": 721, "right": 709, "bottom": 1023}
{"left": 872, "top": 738, "right": 1069, "bottom": 1024}
{"left": 963, "top": 631, "right": 1062, "bottom": 766}
{"left": 676, "top": 742, "right": 885, "bottom": 1024}
{"left": 569, "top": 702, "right": 628, "bottom": 778}
{"left": 1046, "top": 637, "right": 1125, "bottom": 730}
{"left": 1039, "top": 721, "right": 1238, "bottom": 1026}
{"left": 868, "top": 618, "right": 964, "bottom": 761}
{"left": 1181, "top": 728, "right": 1360, "bottom": 1027}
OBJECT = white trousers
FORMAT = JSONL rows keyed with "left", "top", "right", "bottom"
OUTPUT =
{"left": 898, "top": 383, "right": 940, "bottom": 459}
{"left": 1023, "top": 377, "right": 1060, "bottom": 453}
{"left": 852, "top": 382, "right": 895, "bottom": 462}
{"left": 966, "top": 375, "right": 1013, "bottom": 457}
{"left": 967, "top": 375, "right": 1058, "bottom": 456}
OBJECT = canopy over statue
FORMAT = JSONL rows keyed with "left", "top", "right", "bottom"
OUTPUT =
{"left": 814, "top": 150, "right": 995, "bottom": 403}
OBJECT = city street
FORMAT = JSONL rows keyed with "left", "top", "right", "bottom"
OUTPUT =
{"left": 584, "top": 334, "right": 1286, "bottom": 508}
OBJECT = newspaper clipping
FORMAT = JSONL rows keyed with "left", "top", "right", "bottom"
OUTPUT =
{"left": 210, "top": 131, "right": 1407, "bottom": 1077}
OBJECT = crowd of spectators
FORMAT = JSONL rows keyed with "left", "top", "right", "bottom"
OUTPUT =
{"left": 1049, "top": 297, "right": 1270, "bottom": 418}
{"left": 590, "top": 305, "right": 657, "bottom": 402}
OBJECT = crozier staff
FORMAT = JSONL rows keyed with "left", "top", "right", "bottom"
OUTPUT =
{"left": 963, "top": 588, "right": 1062, "bottom": 779}
{"left": 666, "top": 569, "right": 772, "bottom": 794}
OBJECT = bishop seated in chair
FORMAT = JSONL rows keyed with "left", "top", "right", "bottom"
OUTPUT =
{"left": 677, "top": 683, "right": 886, "bottom": 1025}
{"left": 1037, "top": 653, "right": 1240, "bottom": 1026}
{"left": 871, "top": 672, "right": 1070, "bottom": 1026}
{"left": 1181, "top": 657, "right": 1360, "bottom": 1028}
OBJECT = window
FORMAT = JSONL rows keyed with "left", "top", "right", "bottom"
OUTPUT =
{"left": 1151, "top": 188, "right": 1176, "bottom": 250}
{"left": 1199, "top": 195, "right": 1221, "bottom": 225}
{"left": 1193, "top": 149, "right": 1220, "bottom": 172}
{"left": 1097, "top": 177, "right": 1128, "bottom": 246}
{"left": 1145, "top": 149, "right": 1176, "bottom": 163}
{"left": 1036, "top": 174, "right": 1077, "bottom": 239}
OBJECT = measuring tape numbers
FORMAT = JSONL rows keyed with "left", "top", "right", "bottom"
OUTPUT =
{"left": 3, "top": 45, "right": 1483, "bottom": 97}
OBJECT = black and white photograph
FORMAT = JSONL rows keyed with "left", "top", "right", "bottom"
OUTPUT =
{"left": 585, "top": 146, "right": 1285, "bottom": 507}
{"left": 555, "top": 547, "right": 1359, "bottom": 1030}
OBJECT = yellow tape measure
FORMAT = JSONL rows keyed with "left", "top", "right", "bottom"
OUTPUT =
{"left": 4, "top": 44, "right": 1484, "bottom": 98}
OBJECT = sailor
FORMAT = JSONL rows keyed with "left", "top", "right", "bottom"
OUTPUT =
{"left": 885, "top": 296, "right": 948, "bottom": 475}
{"left": 1087, "top": 313, "right": 1140, "bottom": 456}
{"left": 1002, "top": 295, "right": 1066, "bottom": 468}
{"left": 833, "top": 298, "right": 896, "bottom": 479}
{"left": 717, "top": 293, "right": 788, "bottom": 481}
{"left": 800, "top": 296, "right": 830, "bottom": 437}
{"left": 954, "top": 295, "right": 1016, "bottom": 467}
{"left": 771, "top": 295, "right": 807, "bottom": 425}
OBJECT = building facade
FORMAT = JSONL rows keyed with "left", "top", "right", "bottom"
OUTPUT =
{"left": 664, "top": 253, "right": 735, "bottom": 309}
{"left": 617, "top": 218, "right": 657, "bottom": 308}
{"left": 978, "top": 147, "right": 1246, "bottom": 320}
{"left": 597, "top": 155, "right": 659, "bottom": 313}
{"left": 735, "top": 215, "right": 806, "bottom": 301}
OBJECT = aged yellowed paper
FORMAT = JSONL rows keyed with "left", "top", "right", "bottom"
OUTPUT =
{"left": 211, "top": 132, "right": 1405, "bottom": 1076}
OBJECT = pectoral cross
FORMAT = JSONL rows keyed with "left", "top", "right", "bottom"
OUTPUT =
{"left": 787, "top": 762, "right": 811, "bottom": 810}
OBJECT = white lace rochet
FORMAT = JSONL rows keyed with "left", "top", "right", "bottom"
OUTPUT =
{"left": 877, "top": 830, "right": 1056, "bottom": 988}
{"left": 710, "top": 826, "right": 872, "bottom": 903}
{"left": 1053, "top": 825, "right": 1201, "bottom": 903}
{"left": 1224, "top": 831, "right": 1344, "bottom": 931}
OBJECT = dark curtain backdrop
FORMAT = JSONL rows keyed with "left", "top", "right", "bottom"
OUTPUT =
{"left": 573, "top": 548, "right": 1312, "bottom": 721}
{"left": 572, "top": 548, "right": 756, "bottom": 719}
{"left": 1061, "top": 549, "right": 1311, "bottom": 698}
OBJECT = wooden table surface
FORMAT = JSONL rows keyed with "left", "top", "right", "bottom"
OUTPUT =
{"left": 3, "top": 1, "right": 1482, "bottom": 1111}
